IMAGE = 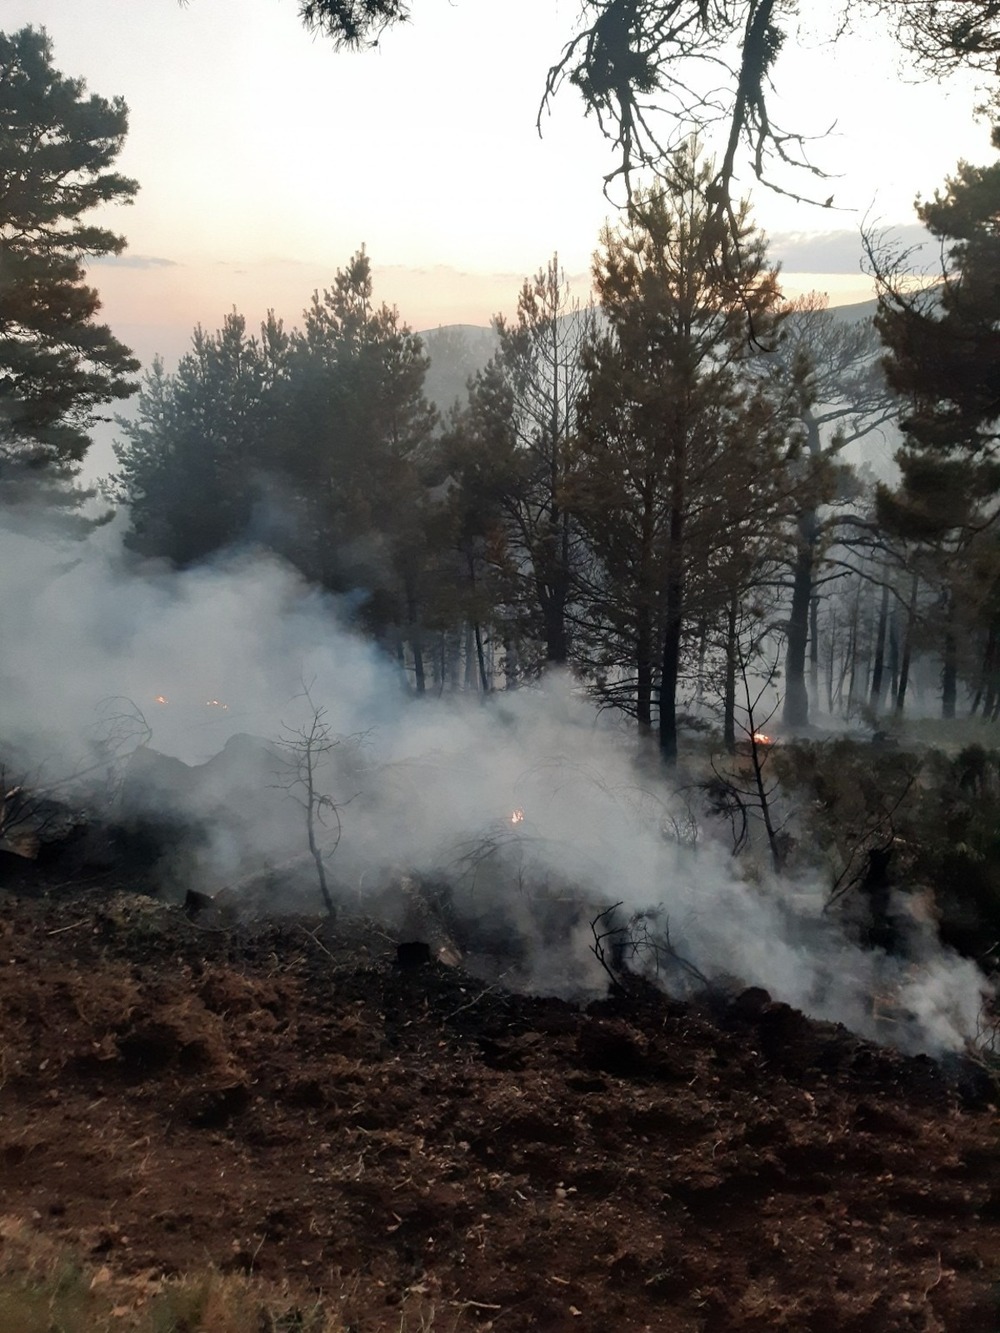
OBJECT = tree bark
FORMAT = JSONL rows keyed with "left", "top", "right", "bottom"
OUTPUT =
{"left": 723, "top": 594, "right": 737, "bottom": 752}
{"left": 474, "top": 621, "right": 490, "bottom": 694}
{"left": 504, "top": 634, "right": 520, "bottom": 689}
{"left": 541, "top": 590, "right": 569, "bottom": 665}
{"left": 942, "top": 625, "right": 957, "bottom": 720}
{"left": 978, "top": 624, "right": 997, "bottom": 718}
{"left": 636, "top": 602, "right": 653, "bottom": 736}
{"left": 694, "top": 617, "right": 709, "bottom": 707}
{"left": 783, "top": 508, "right": 817, "bottom": 728}
{"left": 846, "top": 579, "right": 866, "bottom": 710}
{"left": 463, "top": 623, "right": 476, "bottom": 691}
{"left": 869, "top": 579, "right": 890, "bottom": 714}
{"left": 542, "top": 293, "right": 571, "bottom": 666}
{"left": 406, "top": 581, "right": 425, "bottom": 696}
{"left": 635, "top": 483, "right": 657, "bottom": 736}
{"left": 888, "top": 608, "right": 900, "bottom": 706}
{"left": 895, "top": 574, "right": 919, "bottom": 716}
{"left": 658, "top": 470, "right": 686, "bottom": 767}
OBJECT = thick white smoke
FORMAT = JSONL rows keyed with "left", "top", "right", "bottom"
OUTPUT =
{"left": 0, "top": 518, "right": 989, "bottom": 1056}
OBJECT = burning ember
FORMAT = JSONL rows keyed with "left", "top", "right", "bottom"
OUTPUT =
{"left": 154, "top": 695, "right": 169, "bottom": 705}
{"left": 510, "top": 808, "right": 525, "bottom": 826}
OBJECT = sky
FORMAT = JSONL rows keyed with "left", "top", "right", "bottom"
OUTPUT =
{"left": 6, "top": 0, "right": 998, "bottom": 375}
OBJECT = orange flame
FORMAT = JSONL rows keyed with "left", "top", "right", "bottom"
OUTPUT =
{"left": 154, "top": 695, "right": 168, "bottom": 705}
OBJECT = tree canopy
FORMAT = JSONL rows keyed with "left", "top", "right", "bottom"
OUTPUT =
{"left": 572, "top": 147, "right": 790, "bottom": 761}
{"left": 876, "top": 127, "right": 1000, "bottom": 544}
{"left": 872, "top": 129, "right": 1000, "bottom": 717}
{"left": 113, "top": 251, "right": 442, "bottom": 677}
{"left": 299, "top": 0, "right": 408, "bottom": 46}
{"left": 0, "top": 26, "right": 139, "bottom": 510}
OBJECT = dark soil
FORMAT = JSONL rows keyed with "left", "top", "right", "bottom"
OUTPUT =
{"left": 1, "top": 866, "right": 999, "bottom": 1332}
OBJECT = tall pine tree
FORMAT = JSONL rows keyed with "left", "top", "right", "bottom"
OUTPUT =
{"left": 875, "top": 127, "right": 1000, "bottom": 717}
{"left": 573, "top": 146, "right": 788, "bottom": 763}
{"left": 0, "top": 27, "right": 139, "bottom": 511}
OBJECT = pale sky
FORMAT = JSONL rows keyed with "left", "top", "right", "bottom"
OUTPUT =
{"left": 6, "top": 0, "right": 997, "bottom": 373}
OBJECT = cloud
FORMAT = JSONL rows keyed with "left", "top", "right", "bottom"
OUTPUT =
{"left": 90, "top": 253, "right": 179, "bottom": 270}
{"left": 770, "top": 224, "right": 935, "bottom": 273}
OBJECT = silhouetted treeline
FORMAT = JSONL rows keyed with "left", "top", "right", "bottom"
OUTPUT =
{"left": 108, "top": 141, "right": 1000, "bottom": 758}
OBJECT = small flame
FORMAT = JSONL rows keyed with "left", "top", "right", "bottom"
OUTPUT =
{"left": 154, "top": 695, "right": 168, "bottom": 705}
{"left": 753, "top": 732, "right": 773, "bottom": 746}
{"left": 510, "top": 808, "right": 525, "bottom": 826}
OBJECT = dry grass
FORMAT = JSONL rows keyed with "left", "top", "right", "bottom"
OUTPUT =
{"left": 0, "top": 1215, "right": 350, "bottom": 1332}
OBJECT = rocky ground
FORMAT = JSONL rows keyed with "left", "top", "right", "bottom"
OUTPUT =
{"left": 1, "top": 862, "right": 999, "bottom": 1332}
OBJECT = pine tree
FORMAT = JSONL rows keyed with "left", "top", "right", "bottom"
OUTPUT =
{"left": 0, "top": 27, "right": 139, "bottom": 510}
{"left": 113, "top": 253, "right": 439, "bottom": 682}
{"left": 110, "top": 312, "right": 288, "bottom": 565}
{"left": 875, "top": 128, "right": 1000, "bottom": 717}
{"left": 877, "top": 131, "right": 1000, "bottom": 483}
{"left": 572, "top": 147, "right": 787, "bottom": 763}
{"left": 456, "top": 258, "right": 596, "bottom": 670}
{"left": 775, "top": 297, "right": 892, "bottom": 728}
{"left": 276, "top": 251, "right": 438, "bottom": 624}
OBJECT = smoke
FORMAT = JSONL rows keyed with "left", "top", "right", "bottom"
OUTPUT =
{"left": 0, "top": 517, "right": 990, "bottom": 1056}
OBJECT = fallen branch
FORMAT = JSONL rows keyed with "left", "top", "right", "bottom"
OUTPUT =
{"left": 445, "top": 970, "right": 512, "bottom": 1019}
{"left": 590, "top": 902, "right": 630, "bottom": 996}
{"left": 45, "top": 920, "right": 87, "bottom": 936}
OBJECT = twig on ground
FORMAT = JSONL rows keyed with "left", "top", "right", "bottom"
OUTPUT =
{"left": 446, "top": 970, "right": 512, "bottom": 1019}
{"left": 298, "top": 922, "right": 338, "bottom": 962}
{"left": 45, "top": 920, "right": 88, "bottom": 936}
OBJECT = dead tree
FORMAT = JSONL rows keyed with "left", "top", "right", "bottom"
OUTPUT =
{"left": 704, "top": 615, "right": 789, "bottom": 872}
{"left": 590, "top": 901, "right": 707, "bottom": 999}
{"left": 274, "top": 683, "right": 351, "bottom": 918}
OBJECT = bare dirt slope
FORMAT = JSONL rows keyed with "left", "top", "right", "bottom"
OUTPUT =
{"left": 1, "top": 870, "right": 999, "bottom": 1332}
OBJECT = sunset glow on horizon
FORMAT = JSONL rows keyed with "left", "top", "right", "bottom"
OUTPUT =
{"left": 6, "top": 0, "right": 992, "bottom": 373}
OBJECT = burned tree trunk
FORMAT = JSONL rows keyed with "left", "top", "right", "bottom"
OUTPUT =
{"left": 942, "top": 603, "right": 958, "bottom": 720}
{"left": 658, "top": 487, "right": 686, "bottom": 768}
{"left": 869, "top": 579, "right": 891, "bottom": 714}
{"left": 783, "top": 508, "right": 818, "bottom": 728}
{"left": 723, "top": 593, "right": 738, "bottom": 753}
{"left": 894, "top": 574, "right": 919, "bottom": 716}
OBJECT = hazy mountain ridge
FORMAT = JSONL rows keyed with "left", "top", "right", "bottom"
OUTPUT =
{"left": 419, "top": 297, "right": 880, "bottom": 416}
{"left": 420, "top": 323, "right": 499, "bottom": 414}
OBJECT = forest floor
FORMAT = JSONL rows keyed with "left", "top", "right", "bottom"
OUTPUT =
{"left": 1, "top": 863, "right": 1000, "bottom": 1333}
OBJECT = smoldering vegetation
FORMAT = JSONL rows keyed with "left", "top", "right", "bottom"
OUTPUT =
{"left": 0, "top": 521, "right": 989, "bottom": 1059}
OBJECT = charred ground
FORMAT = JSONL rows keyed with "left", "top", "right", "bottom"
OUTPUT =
{"left": 1, "top": 860, "right": 999, "bottom": 1332}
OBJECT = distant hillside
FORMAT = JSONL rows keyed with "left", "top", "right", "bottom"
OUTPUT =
{"left": 416, "top": 298, "right": 879, "bottom": 421}
{"left": 829, "top": 297, "right": 878, "bottom": 324}
{"left": 420, "top": 324, "right": 497, "bottom": 415}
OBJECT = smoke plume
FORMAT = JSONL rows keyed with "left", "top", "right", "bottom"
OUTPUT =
{"left": 0, "top": 519, "right": 989, "bottom": 1056}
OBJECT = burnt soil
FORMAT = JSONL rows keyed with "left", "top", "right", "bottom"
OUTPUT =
{"left": 2, "top": 866, "right": 1000, "bottom": 1332}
